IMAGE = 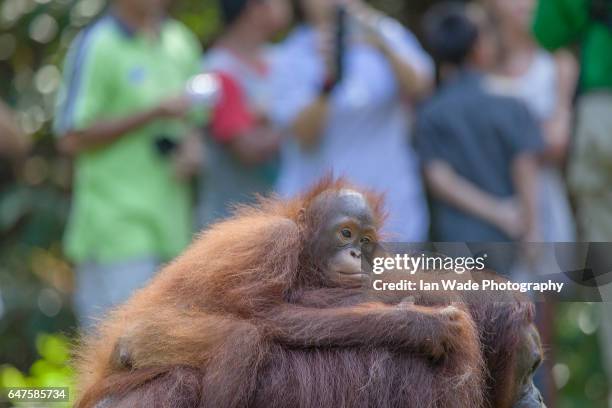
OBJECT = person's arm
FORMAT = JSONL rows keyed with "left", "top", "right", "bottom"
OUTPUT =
{"left": 290, "top": 95, "right": 331, "bottom": 149}
{"left": 376, "top": 43, "right": 432, "bottom": 100}
{"left": 57, "top": 96, "right": 191, "bottom": 155}
{"left": 290, "top": 22, "right": 433, "bottom": 147}
{"left": 173, "top": 129, "right": 206, "bottom": 180}
{"left": 533, "top": 0, "right": 589, "bottom": 51}
{"left": 504, "top": 100, "right": 545, "bottom": 242}
{"left": 542, "top": 50, "right": 578, "bottom": 163}
{"left": 511, "top": 153, "right": 540, "bottom": 242}
{"left": 424, "top": 161, "right": 524, "bottom": 239}
{"left": 290, "top": 24, "right": 340, "bottom": 149}
{"left": 228, "top": 125, "right": 282, "bottom": 165}
{"left": 349, "top": 4, "right": 433, "bottom": 100}
{"left": 266, "top": 28, "right": 339, "bottom": 150}
{"left": 54, "top": 32, "right": 191, "bottom": 155}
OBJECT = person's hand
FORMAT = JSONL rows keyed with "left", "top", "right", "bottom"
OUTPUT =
{"left": 346, "top": 3, "right": 388, "bottom": 52}
{"left": 543, "top": 113, "right": 571, "bottom": 164}
{"left": 173, "top": 132, "right": 205, "bottom": 180}
{"left": 491, "top": 198, "right": 525, "bottom": 240}
{"left": 345, "top": 1, "right": 378, "bottom": 21}
{"left": 519, "top": 226, "right": 542, "bottom": 265}
{"left": 154, "top": 95, "right": 192, "bottom": 119}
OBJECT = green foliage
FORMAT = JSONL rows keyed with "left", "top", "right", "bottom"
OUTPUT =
{"left": 555, "top": 303, "right": 610, "bottom": 408}
{"left": 0, "top": 333, "right": 74, "bottom": 407}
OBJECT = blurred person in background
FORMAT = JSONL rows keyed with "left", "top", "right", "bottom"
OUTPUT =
{"left": 484, "top": 1, "right": 579, "bottom": 404}
{"left": 415, "top": 2, "right": 543, "bottom": 243}
{"left": 269, "top": 0, "right": 433, "bottom": 241}
{"left": 534, "top": 0, "right": 612, "bottom": 242}
{"left": 197, "top": 0, "right": 290, "bottom": 228}
{"left": 54, "top": 0, "right": 203, "bottom": 327}
{"left": 533, "top": 0, "right": 612, "bottom": 391}
{"left": 484, "top": 0, "right": 577, "bottom": 243}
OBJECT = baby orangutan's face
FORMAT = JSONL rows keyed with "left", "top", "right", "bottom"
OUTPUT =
{"left": 307, "top": 190, "right": 377, "bottom": 287}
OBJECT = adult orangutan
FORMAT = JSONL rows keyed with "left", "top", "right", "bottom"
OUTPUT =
{"left": 75, "top": 178, "right": 484, "bottom": 408}
{"left": 85, "top": 282, "right": 544, "bottom": 408}
{"left": 461, "top": 278, "right": 545, "bottom": 408}
{"left": 251, "top": 271, "right": 545, "bottom": 408}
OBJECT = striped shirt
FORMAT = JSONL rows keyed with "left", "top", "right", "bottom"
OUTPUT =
{"left": 54, "top": 13, "right": 202, "bottom": 263}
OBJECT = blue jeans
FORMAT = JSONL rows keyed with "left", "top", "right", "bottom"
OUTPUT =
{"left": 74, "top": 257, "right": 159, "bottom": 328}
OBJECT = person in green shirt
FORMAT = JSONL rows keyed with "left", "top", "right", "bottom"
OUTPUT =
{"left": 54, "top": 0, "right": 203, "bottom": 326}
{"left": 533, "top": 0, "right": 612, "bottom": 388}
{"left": 533, "top": 0, "right": 612, "bottom": 239}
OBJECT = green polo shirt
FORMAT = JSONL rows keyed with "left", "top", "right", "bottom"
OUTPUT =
{"left": 533, "top": 0, "right": 612, "bottom": 92}
{"left": 54, "top": 14, "right": 202, "bottom": 263}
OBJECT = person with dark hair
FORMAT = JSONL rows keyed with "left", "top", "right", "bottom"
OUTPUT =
{"left": 196, "top": 0, "right": 290, "bottom": 227}
{"left": 218, "top": 0, "right": 250, "bottom": 25}
{"left": 54, "top": 0, "right": 203, "bottom": 327}
{"left": 269, "top": 0, "right": 433, "bottom": 242}
{"left": 423, "top": 2, "right": 480, "bottom": 67}
{"left": 415, "top": 2, "right": 543, "bottom": 242}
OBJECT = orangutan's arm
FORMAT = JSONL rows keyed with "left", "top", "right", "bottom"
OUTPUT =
{"left": 265, "top": 302, "right": 472, "bottom": 358}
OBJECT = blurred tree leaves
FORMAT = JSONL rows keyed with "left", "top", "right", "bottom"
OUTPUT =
{"left": 554, "top": 303, "right": 610, "bottom": 407}
{"left": 0, "top": 333, "right": 74, "bottom": 407}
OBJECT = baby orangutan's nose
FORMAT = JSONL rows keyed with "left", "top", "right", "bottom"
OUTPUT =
{"left": 350, "top": 249, "right": 361, "bottom": 259}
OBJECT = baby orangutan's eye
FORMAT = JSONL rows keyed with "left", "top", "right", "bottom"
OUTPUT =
{"left": 341, "top": 228, "right": 352, "bottom": 239}
{"left": 360, "top": 237, "right": 371, "bottom": 244}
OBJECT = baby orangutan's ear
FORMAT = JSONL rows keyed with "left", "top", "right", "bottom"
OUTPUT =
{"left": 110, "top": 336, "right": 133, "bottom": 370}
{"left": 297, "top": 208, "right": 306, "bottom": 226}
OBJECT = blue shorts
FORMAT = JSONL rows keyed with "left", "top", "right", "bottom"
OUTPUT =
{"left": 74, "top": 257, "right": 159, "bottom": 328}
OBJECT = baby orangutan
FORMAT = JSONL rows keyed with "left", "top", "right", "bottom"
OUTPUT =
{"left": 75, "top": 178, "right": 477, "bottom": 408}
